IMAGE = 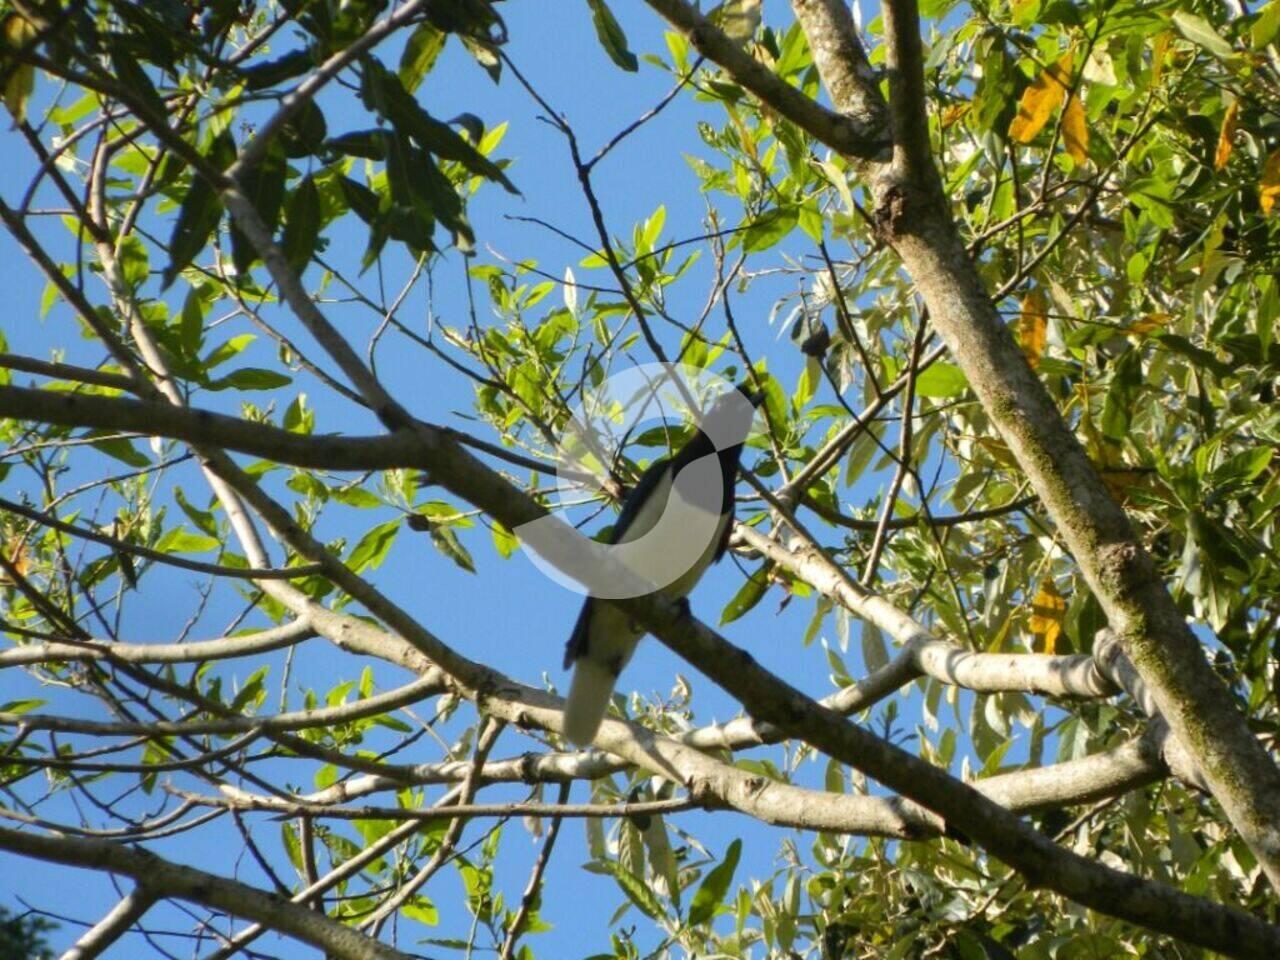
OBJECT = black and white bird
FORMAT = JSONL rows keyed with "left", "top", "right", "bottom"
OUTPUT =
{"left": 562, "top": 386, "right": 764, "bottom": 745}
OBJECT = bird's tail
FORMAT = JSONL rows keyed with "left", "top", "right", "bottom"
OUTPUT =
{"left": 563, "top": 659, "right": 617, "bottom": 745}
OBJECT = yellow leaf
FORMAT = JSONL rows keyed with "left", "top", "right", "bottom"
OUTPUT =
{"left": 941, "top": 102, "right": 971, "bottom": 129}
{"left": 1128, "top": 312, "right": 1170, "bottom": 336}
{"left": 1215, "top": 99, "right": 1240, "bottom": 171}
{"left": 1017, "top": 288, "right": 1048, "bottom": 369}
{"left": 1062, "top": 94, "right": 1088, "bottom": 164}
{"left": 1028, "top": 580, "right": 1067, "bottom": 653}
{"left": 1152, "top": 30, "right": 1172, "bottom": 82}
{"left": 2, "top": 13, "right": 36, "bottom": 125}
{"left": 1009, "top": 52, "right": 1073, "bottom": 144}
{"left": 0, "top": 539, "right": 28, "bottom": 583}
{"left": 1261, "top": 148, "right": 1280, "bottom": 216}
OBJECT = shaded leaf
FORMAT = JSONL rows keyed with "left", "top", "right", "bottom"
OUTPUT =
{"left": 282, "top": 175, "right": 321, "bottom": 273}
{"left": 206, "top": 368, "right": 292, "bottom": 391}
{"left": 2, "top": 13, "right": 36, "bottom": 124}
{"left": 162, "top": 129, "right": 235, "bottom": 288}
{"left": 238, "top": 48, "right": 312, "bottom": 90}
{"left": 430, "top": 524, "right": 475, "bottom": 573}
{"left": 688, "top": 839, "right": 741, "bottom": 926}
{"left": 230, "top": 141, "right": 288, "bottom": 273}
{"left": 585, "top": 0, "right": 638, "bottom": 72}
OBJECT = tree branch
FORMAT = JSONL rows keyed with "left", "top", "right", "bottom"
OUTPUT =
{"left": 0, "top": 825, "right": 412, "bottom": 960}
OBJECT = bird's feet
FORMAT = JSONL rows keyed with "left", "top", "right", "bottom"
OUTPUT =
{"left": 674, "top": 596, "right": 693, "bottom": 622}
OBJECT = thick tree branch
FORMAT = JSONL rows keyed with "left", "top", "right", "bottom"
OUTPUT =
{"left": 642, "top": 0, "right": 887, "bottom": 158}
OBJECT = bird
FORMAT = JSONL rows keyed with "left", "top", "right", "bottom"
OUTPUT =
{"left": 561, "top": 385, "right": 764, "bottom": 745}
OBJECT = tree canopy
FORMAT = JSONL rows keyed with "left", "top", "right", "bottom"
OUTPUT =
{"left": 1, "top": 0, "right": 1278, "bottom": 958}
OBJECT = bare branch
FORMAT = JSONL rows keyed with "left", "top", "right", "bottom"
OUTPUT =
{"left": 0, "top": 825, "right": 413, "bottom": 960}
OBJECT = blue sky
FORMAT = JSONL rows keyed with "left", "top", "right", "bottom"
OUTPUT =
{"left": 0, "top": 3, "right": 1023, "bottom": 957}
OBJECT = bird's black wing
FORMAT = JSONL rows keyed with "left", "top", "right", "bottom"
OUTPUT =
{"left": 563, "top": 455, "right": 673, "bottom": 668}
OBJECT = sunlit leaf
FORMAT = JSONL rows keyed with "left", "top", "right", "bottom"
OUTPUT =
{"left": 1008, "top": 52, "right": 1072, "bottom": 144}
{"left": 585, "top": 0, "right": 638, "bottom": 72}
{"left": 1214, "top": 99, "right": 1239, "bottom": 171}
{"left": 688, "top": 838, "right": 741, "bottom": 926}
{"left": 1062, "top": 94, "right": 1088, "bottom": 164}
{"left": 1260, "top": 148, "right": 1280, "bottom": 216}
{"left": 1172, "top": 10, "right": 1235, "bottom": 62}
{"left": 1017, "top": 288, "right": 1048, "bottom": 370}
{"left": 1028, "top": 579, "right": 1066, "bottom": 653}
{"left": 162, "top": 130, "right": 235, "bottom": 288}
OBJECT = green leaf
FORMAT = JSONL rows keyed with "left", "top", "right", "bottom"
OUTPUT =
{"left": 1155, "top": 334, "right": 1231, "bottom": 378}
{"left": 154, "top": 527, "right": 221, "bottom": 554}
{"left": 720, "top": 564, "right": 770, "bottom": 625}
{"left": 913, "top": 362, "right": 969, "bottom": 398}
{"left": 490, "top": 521, "right": 518, "bottom": 559}
{"left": 163, "top": 129, "right": 235, "bottom": 288}
{"left": 400, "top": 22, "right": 447, "bottom": 92}
{"left": 403, "top": 897, "right": 439, "bottom": 926}
{"left": 282, "top": 175, "right": 321, "bottom": 273}
{"left": 90, "top": 436, "right": 151, "bottom": 468}
{"left": 430, "top": 524, "right": 476, "bottom": 573}
{"left": 206, "top": 367, "right": 292, "bottom": 391}
{"left": 1172, "top": 11, "right": 1236, "bottom": 62}
{"left": 1254, "top": 1, "right": 1280, "bottom": 48}
{"left": 326, "top": 129, "right": 390, "bottom": 160}
{"left": 283, "top": 393, "right": 314, "bottom": 434}
{"left": 361, "top": 59, "right": 517, "bottom": 194}
{"left": 239, "top": 49, "right": 313, "bottom": 90}
{"left": 347, "top": 519, "right": 401, "bottom": 573}
{"left": 230, "top": 141, "right": 288, "bottom": 273}
{"left": 741, "top": 206, "right": 798, "bottom": 252}
{"left": 111, "top": 51, "right": 166, "bottom": 122}
{"left": 332, "top": 486, "right": 382, "bottom": 508}
{"left": 338, "top": 176, "right": 382, "bottom": 223}
{"left": 174, "top": 486, "right": 218, "bottom": 536}
{"left": 179, "top": 288, "right": 206, "bottom": 357}
{"left": 230, "top": 665, "right": 268, "bottom": 712}
{"left": 117, "top": 235, "right": 150, "bottom": 288}
{"left": 688, "top": 838, "right": 741, "bottom": 926}
{"left": 203, "top": 333, "right": 255, "bottom": 370}
{"left": 585, "top": 0, "right": 639, "bottom": 71}
{"left": 604, "top": 861, "right": 666, "bottom": 920}
{"left": 1100, "top": 349, "right": 1142, "bottom": 442}
{"left": 280, "top": 100, "right": 328, "bottom": 158}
